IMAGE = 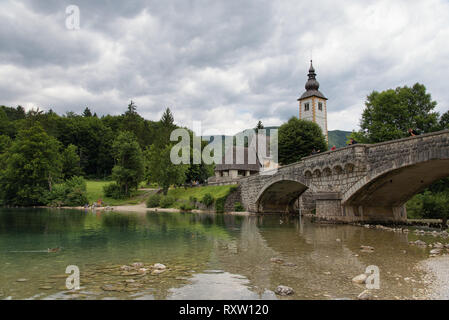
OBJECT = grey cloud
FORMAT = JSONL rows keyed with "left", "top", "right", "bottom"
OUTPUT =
{"left": 1, "top": 0, "right": 448, "bottom": 133}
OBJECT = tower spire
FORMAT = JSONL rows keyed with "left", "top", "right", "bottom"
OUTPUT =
{"left": 308, "top": 60, "right": 316, "bottom": 80}
{"left": 305, "top": 60, "right": 319, "bottom": 91}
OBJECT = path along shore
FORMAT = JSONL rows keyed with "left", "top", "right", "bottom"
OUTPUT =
{"left": 56, "top": 202, "right": 252, "bottom": 216}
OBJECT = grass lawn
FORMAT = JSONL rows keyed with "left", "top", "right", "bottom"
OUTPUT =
{"left": 85, "top": 180, "right": 150, "bottom": 206}
{"left": 166, "top": 184, "right": 238, "bottom": 208}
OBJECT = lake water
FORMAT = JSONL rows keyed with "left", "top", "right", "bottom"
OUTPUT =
{"left": 0, "top": 208, "right": 438, "bottom": 300}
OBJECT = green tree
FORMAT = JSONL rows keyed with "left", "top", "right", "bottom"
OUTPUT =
{"left": 62, "top": 144, "right": 83, "bottom": 179}
{"left": 82, "top": 107, "right": 93, "bottom": 117}
{"left": 421, "top": 191, "right": 449, "bottom": 228}
{"left": 161, "top": 108, "right": 175, "bottom": 127}
{"left": 125, "top": 101, "right": 137, "bottom": 116}
{"left": 111, "top": 131, "right": 144, "bottom": 197}
{"left": 185, "top": 164, "right": 212, "bottom": 184}
{"left": 440, "top": 110, "right": 449, "bottom": 130}
{"left": 278, "top": 117, "right": 327, "bottom": 165}
{"left": 145, "top": 144, "right": 186, "bottom": 195}
{"left": 0, "top": 108, "right": 11, "bottom": 136}
{"left": 255, "top": 120, "right": 264, "bottom": 133}
{"left": 356, "top": 83, "right": 440, "bottom": 143}
{"left": 0, "top": 125, "right": 62, "bottom": 205}
{"left": 0, "top": 135, "right": 11, "bottom": 154}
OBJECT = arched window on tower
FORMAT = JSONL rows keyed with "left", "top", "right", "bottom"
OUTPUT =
{"left": 318, "top": 102, "right": 323, "bottom": 111}
{"left": 304, "top": 103, "right": 309, "bottom": 111}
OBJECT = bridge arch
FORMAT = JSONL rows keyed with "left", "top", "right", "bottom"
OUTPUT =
{"left": 313, "top": 169, "right": 322, "bottom": 178}
{"left": 323, "top": 167, "right": 332, "bottom": 177}
{"left": 304, "top": 170, "right": 313, "bottom": 179}
{"left": 255, "top": 176, "right": 312, "bottom": 214}
{"left": 344, "top": 163, "right": 355, "bottom": 174}
{"left": 342, "top": 159, "right": 449, "bottom": 219}
{"left": 333, "top": 165, "right": 344, "bottom": 175}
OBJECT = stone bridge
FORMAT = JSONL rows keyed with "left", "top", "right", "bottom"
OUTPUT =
{"left": 238, "top": 130, "right": 449, "bottom": 223}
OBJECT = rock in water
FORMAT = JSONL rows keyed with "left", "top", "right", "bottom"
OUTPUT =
{"left": 153, "top": 263, "right": 166, "bottom": 270}
{"left": 412, "top": 240, "right": 427, "bottom": 246}
{"left": 151, "top": 269, "right": 166, "bottom": 275}
{"left": 138, "top": 268, "right": 149, "bottom": 274}
{"left": 270, "top": 257, "right": 284, "bottom": 263}
{"left": 131, "top": 262, "right": 144, "bottom": 268}
{"left": 352, "top": 274, "right": 368, "bottom": 284}
{"left": 283, "top": 262, "right": 297, "bottom": 267}
{"left": 120, "top": 265, "right": 131, "bottom": 271}
{"left": 430, "top": 249, "right": 442, "bottom": 255}
{"left": 275, "top": 285, "right": 294, "bottom": 296}
{"left": 357, "top": 290, "right": 373, "bottom": 300}
{"left": 360, "top": 245, "right": 374, "bottom": 251}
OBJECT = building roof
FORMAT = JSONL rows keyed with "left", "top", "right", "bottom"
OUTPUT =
{"left": 298, "top": 60, "right": 328, "bottom": 101}
{"left": 215, "top": 145, "right": 261, "bottom": 172}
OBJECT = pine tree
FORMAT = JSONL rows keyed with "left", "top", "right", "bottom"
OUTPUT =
{"left": 83, "top": 107, "right": 93, "bottom": 117}
{"left": 161, "top": 108, "right": 175, "bottom": 127}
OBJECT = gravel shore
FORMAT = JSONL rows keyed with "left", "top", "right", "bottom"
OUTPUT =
{"left": 420, "top": 256, "right": 449, "bottom": 300}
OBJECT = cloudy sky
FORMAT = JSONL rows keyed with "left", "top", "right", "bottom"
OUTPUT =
{"left": 1, "top": 0, "right": 448, "bottom": 135}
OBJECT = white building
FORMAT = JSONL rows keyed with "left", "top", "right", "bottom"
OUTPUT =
{"left": 298, "top": 61, "right": 328, "bottom": 142}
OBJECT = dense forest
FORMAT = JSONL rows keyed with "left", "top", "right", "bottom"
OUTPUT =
{"left": 0, "top": 102, "right": 213, "bottom": 206}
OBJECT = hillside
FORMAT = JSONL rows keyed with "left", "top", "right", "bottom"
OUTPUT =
{"left": 203, "top": 129, "right": 352, "bottom": 150}
{"left": 328, "top": 130, "right": 352, "bottom": 148}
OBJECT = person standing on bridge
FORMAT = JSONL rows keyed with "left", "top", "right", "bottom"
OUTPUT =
{"left": 348, "top": 138, "right": 358, "bottom": 145}
{"left": 408, "top": 128, "right": 420, "bottom": 136}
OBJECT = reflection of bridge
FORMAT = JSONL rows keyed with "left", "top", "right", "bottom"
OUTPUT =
{"left": 239, "top": 130, "right": 449, "bottom": 222}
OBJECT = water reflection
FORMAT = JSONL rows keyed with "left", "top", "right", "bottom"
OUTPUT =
{"left": 0, "top": 209, "right": 431, "bottom": 300}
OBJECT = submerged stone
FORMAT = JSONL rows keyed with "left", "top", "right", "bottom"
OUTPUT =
{"left": 275, "top": 285, "right": 294, "bottom": 296}
{"left": 352, "top": 274, "right": 367, "bottom": 284}
{"left": 153, "top": 263, "right": 166, "bottom": 270}
{"left": 357, "top": 290, "right": 373, "bottom": 300}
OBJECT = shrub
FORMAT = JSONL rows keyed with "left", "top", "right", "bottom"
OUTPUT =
{"left": 45, "top": 184, "right": 67, "bottom": 207}
{"left": 406, "top": 194, "right": 424, "bottom": 219}
{"left": 146, "top": 194, "right": 162, "bottom": 208}
{"left": 159, "top": 195, "right": 176, "bottom": 208}
{"left": 189, "top": 196, "right": 198, "bottom": 204}
{"left": 215, "top": 196, "right": 226, "bottom": 213}
{"left": 422, "top": 191, "right": 449, "bottom": 227}
{"left": 201, "top": 193, "right": 214, "bottom": 207}
{"left": 234, "top": 202, "right": 244, "bottom": 212}
{"left": 45, "top": 176, "right": 88, "bottom": 206}
{"left": 103, "top": 183, "right": 123, "bottom": 199}
{"left": 179, "top": 203, "right": 194, "bottom": 211}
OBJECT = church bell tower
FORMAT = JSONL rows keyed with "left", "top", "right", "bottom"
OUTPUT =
{"left": 298, "top": 60, "right": 328, "bottom": 142}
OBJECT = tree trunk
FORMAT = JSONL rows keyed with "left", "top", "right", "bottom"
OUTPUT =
{"left": 442, "top": 216, "right": 448, "bottom": 230}
{"left": 48, "top": 174, "right": 52, "bottom": 192}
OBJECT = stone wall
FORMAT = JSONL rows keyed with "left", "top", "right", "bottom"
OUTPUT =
{"left": 224, "top": 186, "right": 243, "bottom": 212}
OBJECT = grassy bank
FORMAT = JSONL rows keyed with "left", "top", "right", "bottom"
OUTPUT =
{"left": 147, "top": 184, "right": 239, "bottom": 211}
{"left": 167, "top": 185, "right": 237, "bottom": 203}
{"left": 85, "top": 180, "right": 151, "bottom": 206}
